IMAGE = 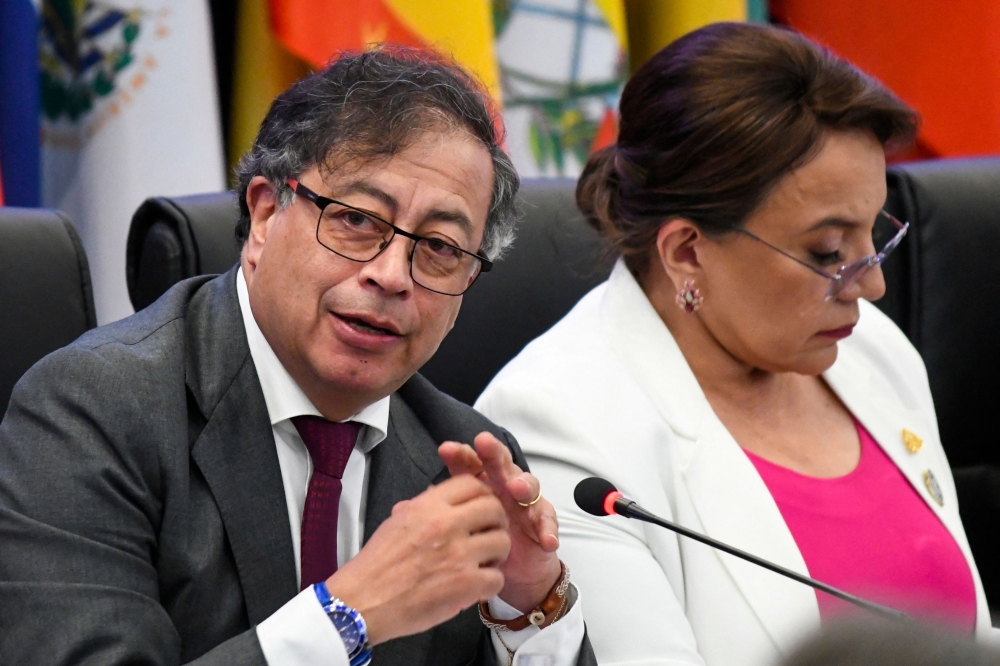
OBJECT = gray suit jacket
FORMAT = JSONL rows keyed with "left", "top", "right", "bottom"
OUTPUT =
{"left": 0, "top": 267, "right": 596, "bottom": 666}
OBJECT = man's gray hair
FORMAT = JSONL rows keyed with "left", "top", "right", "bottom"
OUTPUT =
{"left": 234, "top": 47, "right": 519, "bottom": 260}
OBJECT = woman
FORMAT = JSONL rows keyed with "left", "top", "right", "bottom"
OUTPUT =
{"left": 475, "top": 22, "right": 993, "bottom": 666}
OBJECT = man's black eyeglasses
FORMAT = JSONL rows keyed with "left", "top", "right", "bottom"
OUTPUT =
{"left": 286, "top": 178, "right": 492, "bottom": 296}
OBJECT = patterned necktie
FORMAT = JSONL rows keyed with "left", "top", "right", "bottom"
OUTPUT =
{"left": 292, "top": 415, "right": 363, "bottom": 590}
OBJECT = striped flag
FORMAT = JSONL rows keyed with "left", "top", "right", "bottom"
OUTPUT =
{"left": 0, "top": 0, "right": 41, "bottom": 207}
{"left": 229, "top": 0, "right": 500, "bottom": 172}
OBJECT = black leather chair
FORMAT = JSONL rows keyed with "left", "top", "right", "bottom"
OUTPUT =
{"left": 884, "top": 158, "right": 1000, "bottom": 617}
{"left": 0, "top": 208, "right": 96, "bottom": 416}
{"left": 126, "top": 193, "right": 242, "bottom": 311}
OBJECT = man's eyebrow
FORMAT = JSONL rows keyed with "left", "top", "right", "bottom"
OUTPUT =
{"left": 338, "top": 181, "right": 399, "bottom": 214}
{"left": 338, "top": 180, "right": 475, "bottom": 233}
{"left": 422, "top": 208, "right": 474, "bottom": 234}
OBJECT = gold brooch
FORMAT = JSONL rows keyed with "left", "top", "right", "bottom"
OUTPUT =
{"left": 902, "top": 429, "right": 923, "bottom": 454}
{"left": 923, "top": 470, "right": 944, "bottom": 507}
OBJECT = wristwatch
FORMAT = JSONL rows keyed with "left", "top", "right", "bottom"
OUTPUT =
{"left": 313, "top": 582, "right": 373, "bottom": 666}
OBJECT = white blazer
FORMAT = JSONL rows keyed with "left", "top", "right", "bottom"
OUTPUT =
{"left": 476, "top": 260, "right": 993, "bottom": 666}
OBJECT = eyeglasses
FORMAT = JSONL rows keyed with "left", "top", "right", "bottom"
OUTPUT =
{"left": 285, "top": 178, "right": 492, "bottom": 296}
{"left": 731, "top": 210, "right": 909, "bottom": 301}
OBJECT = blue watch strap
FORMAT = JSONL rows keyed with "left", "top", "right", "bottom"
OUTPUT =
{"left": 313, "top": 583, "right": 373, "bottom": 666}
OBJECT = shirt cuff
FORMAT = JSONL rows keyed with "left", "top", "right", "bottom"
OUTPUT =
{"left": 488, "top": 584, "right": 584, "bottom": 666}
{"left": 257, "top": 586, "right": 351, "bottom": 666}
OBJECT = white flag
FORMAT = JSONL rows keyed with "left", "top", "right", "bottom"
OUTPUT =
{"left": 41, "top": 0, "right": 225, "bottom": 324}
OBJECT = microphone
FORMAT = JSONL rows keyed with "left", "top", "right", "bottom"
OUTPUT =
{"left": 574, "top": 477, "right": 906, "bottom": 621}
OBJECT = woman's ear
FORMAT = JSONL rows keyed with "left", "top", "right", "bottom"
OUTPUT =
{"left": 654, "top": 218, "right": 704, "bottom": 289}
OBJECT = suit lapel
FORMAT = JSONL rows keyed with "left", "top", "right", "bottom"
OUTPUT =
{"left": 186, "top": 268, "right": 298, "bottom": 625}
{"left": 364, "top": 394, "right": 446, "bottom": 543}
{"left": 366, "top": 395, "right": 447, "bottom": 665}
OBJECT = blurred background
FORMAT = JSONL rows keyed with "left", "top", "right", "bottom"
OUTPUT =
{"left": 1, "top": 0, "right": 999, "bottom": 324}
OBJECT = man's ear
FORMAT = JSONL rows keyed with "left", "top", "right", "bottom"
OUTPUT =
{"left": 654, "top": 218, "right": 705, "bottom": 290}
{"left": 243, "top": 176, "right": 279, "bottom": 271}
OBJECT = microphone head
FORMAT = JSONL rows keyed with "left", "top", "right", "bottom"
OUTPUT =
{"left": 574, "top": 477, "right": 621, "bottom": 516}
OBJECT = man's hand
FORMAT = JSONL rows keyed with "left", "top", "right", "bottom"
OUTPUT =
{"left": 438, "top": 432, "right": 562, "bottom": 614}
{"left": 324, "top": 475, "right": 510, "bottom": 646}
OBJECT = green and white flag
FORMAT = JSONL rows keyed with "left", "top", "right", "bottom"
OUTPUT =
{"left": 41, "top": 0, "right": 224, "bottom": 324}
{"left": 494, "top": 0, "right": 628, "bottom": 178}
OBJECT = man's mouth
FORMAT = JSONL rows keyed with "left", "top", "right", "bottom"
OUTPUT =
{"left": 334, "top": 313, "right": 401, "bottom": 337}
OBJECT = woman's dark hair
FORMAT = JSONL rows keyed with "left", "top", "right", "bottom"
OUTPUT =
{"left": 577, "top": 22, "right": 918, "bottom": 275}
{"left": 234, "top": 47, "right": 518, "bottom": 260}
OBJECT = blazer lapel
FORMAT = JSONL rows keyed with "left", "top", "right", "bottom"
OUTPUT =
{"left": 186, "top": 268, "right": 298, "bottom": 625}
{"left": 683, "top": 416, "right": 822, "bottom": 654}
{"left": 599, "top": 260, "right": 820, "bottom": 654}
{"left": 824, "top": 339, "right": 991, "bottom": 631}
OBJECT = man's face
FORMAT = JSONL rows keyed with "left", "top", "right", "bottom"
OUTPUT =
{"left": 242, "top": 130, "right": 494, "bottom": 419}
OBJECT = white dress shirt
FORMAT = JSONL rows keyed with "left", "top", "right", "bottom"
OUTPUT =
{"left": 236, "top": 269, "right": 584, "bottom": 666}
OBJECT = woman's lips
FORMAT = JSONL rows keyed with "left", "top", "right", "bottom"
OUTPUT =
{"left": 818, "top": 324, "right": 855, "bottom": 340}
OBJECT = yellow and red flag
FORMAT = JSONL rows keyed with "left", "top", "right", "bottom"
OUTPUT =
{"left": 229, "top": 0, "right": 499, "bottom": 172}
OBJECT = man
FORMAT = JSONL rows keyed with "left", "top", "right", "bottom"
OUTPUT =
{"left": 0, "top": 49, "right": 593, "bottom": 665}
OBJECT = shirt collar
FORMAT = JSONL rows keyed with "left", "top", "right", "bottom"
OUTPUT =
{"left": 237, "top": 268, "right": 389, "bottom": 451}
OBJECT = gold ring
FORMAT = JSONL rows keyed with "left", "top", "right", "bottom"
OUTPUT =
{"left": 517, "top": 493, "right": 542, "bottom": 508}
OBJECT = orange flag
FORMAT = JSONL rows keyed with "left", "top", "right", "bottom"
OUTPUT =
{"left": 772, "top": 0, "right": 1000, "bottom": 159}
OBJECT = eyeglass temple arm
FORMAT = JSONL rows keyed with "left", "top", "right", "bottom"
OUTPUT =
{"left": 730, "top": 226, "right": 836, "bottom": 281}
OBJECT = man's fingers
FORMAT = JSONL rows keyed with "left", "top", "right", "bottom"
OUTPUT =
{"left": 468, "top": 528, "right": 512, "bottom": 566}
{"left": 455, "top": 494, "right": 508, "bottom": 534}
{"left": 439, "top": 441, "right": 484, "bottom": 478}
{"left": 533, "top": 505, "right": 560, "bottom": 552}
{"left": 474, "top": 432, "right": 517, "bottom": 483}
{"left": 431, "top": 473, "right": 492, "bottom": 505}
{"left": 506, "top": 473, "right": 541, "bottom": 506}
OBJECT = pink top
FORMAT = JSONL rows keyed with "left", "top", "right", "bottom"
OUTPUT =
{"left": 744, "top": 421, "right": 976, "bottom": 632}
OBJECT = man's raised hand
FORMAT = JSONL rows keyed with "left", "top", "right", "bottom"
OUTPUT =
{"left": 438, "top": 432, "right": 563, "bottom": 613}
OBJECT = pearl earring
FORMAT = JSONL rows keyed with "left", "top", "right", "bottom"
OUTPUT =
{"left": 675, "top": 280, "right": 703, "bottom": 313}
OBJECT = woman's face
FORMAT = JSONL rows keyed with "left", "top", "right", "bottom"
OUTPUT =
{"left": 693, "top": 129, "right": 888, "bottom": 376}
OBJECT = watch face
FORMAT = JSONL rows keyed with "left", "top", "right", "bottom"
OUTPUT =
{"left": 332, "top": 611, "right": 363, "bottom": 652}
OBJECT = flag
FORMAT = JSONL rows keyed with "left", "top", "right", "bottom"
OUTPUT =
{"left": 624, "top": 0, "right": 750, "bottom": 72}
{"left": 229, "top": 0, "right": 310, "bottom": 171}
{"left": 771, "top": 0, "right": 1000, "bottom": 159}
{"left": 228, "top": 0, "right": 500, "bottom": 174}
{"left": 495, "top": 0, "right": 629, "bottom": 178}
{"left": 0, "top": 0, "right": 41, "bottom": 207}
{"left": 40, "top": 0, "right": 225, "bottom": 324}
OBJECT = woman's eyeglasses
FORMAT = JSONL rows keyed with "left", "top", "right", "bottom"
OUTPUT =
{"left": 286, "top": 178, "right": 492, "bottom": 296}
{"left": 731, "top": 211, "right": 909, "bottom": 301}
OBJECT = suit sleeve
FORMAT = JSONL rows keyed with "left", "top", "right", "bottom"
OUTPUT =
{"left": 0, "top": 347, "right": 267, "bottom": 666}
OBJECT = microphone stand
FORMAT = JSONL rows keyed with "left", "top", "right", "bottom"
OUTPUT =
{"left": 615, "top": 498, "right": 908, "bottom": 621}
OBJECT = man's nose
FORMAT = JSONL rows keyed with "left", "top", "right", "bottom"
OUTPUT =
{"left": 357, "top": 235, "right": 414, "bottom": 295}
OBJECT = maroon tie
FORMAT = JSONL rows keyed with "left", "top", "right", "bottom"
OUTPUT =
{"left": 292, "top": 415, "right": 362, "bottom": 590}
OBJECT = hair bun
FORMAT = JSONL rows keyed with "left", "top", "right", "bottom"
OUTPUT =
{"left": 576, "top": 145, "right": 623, "bottom": 240}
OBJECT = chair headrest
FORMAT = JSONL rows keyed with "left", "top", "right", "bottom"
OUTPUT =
{"left": 0, "top": 207, "right": 96, "bottom": 413}
{"left": 126, "top": 192, "right": 240, "bottom": 311}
